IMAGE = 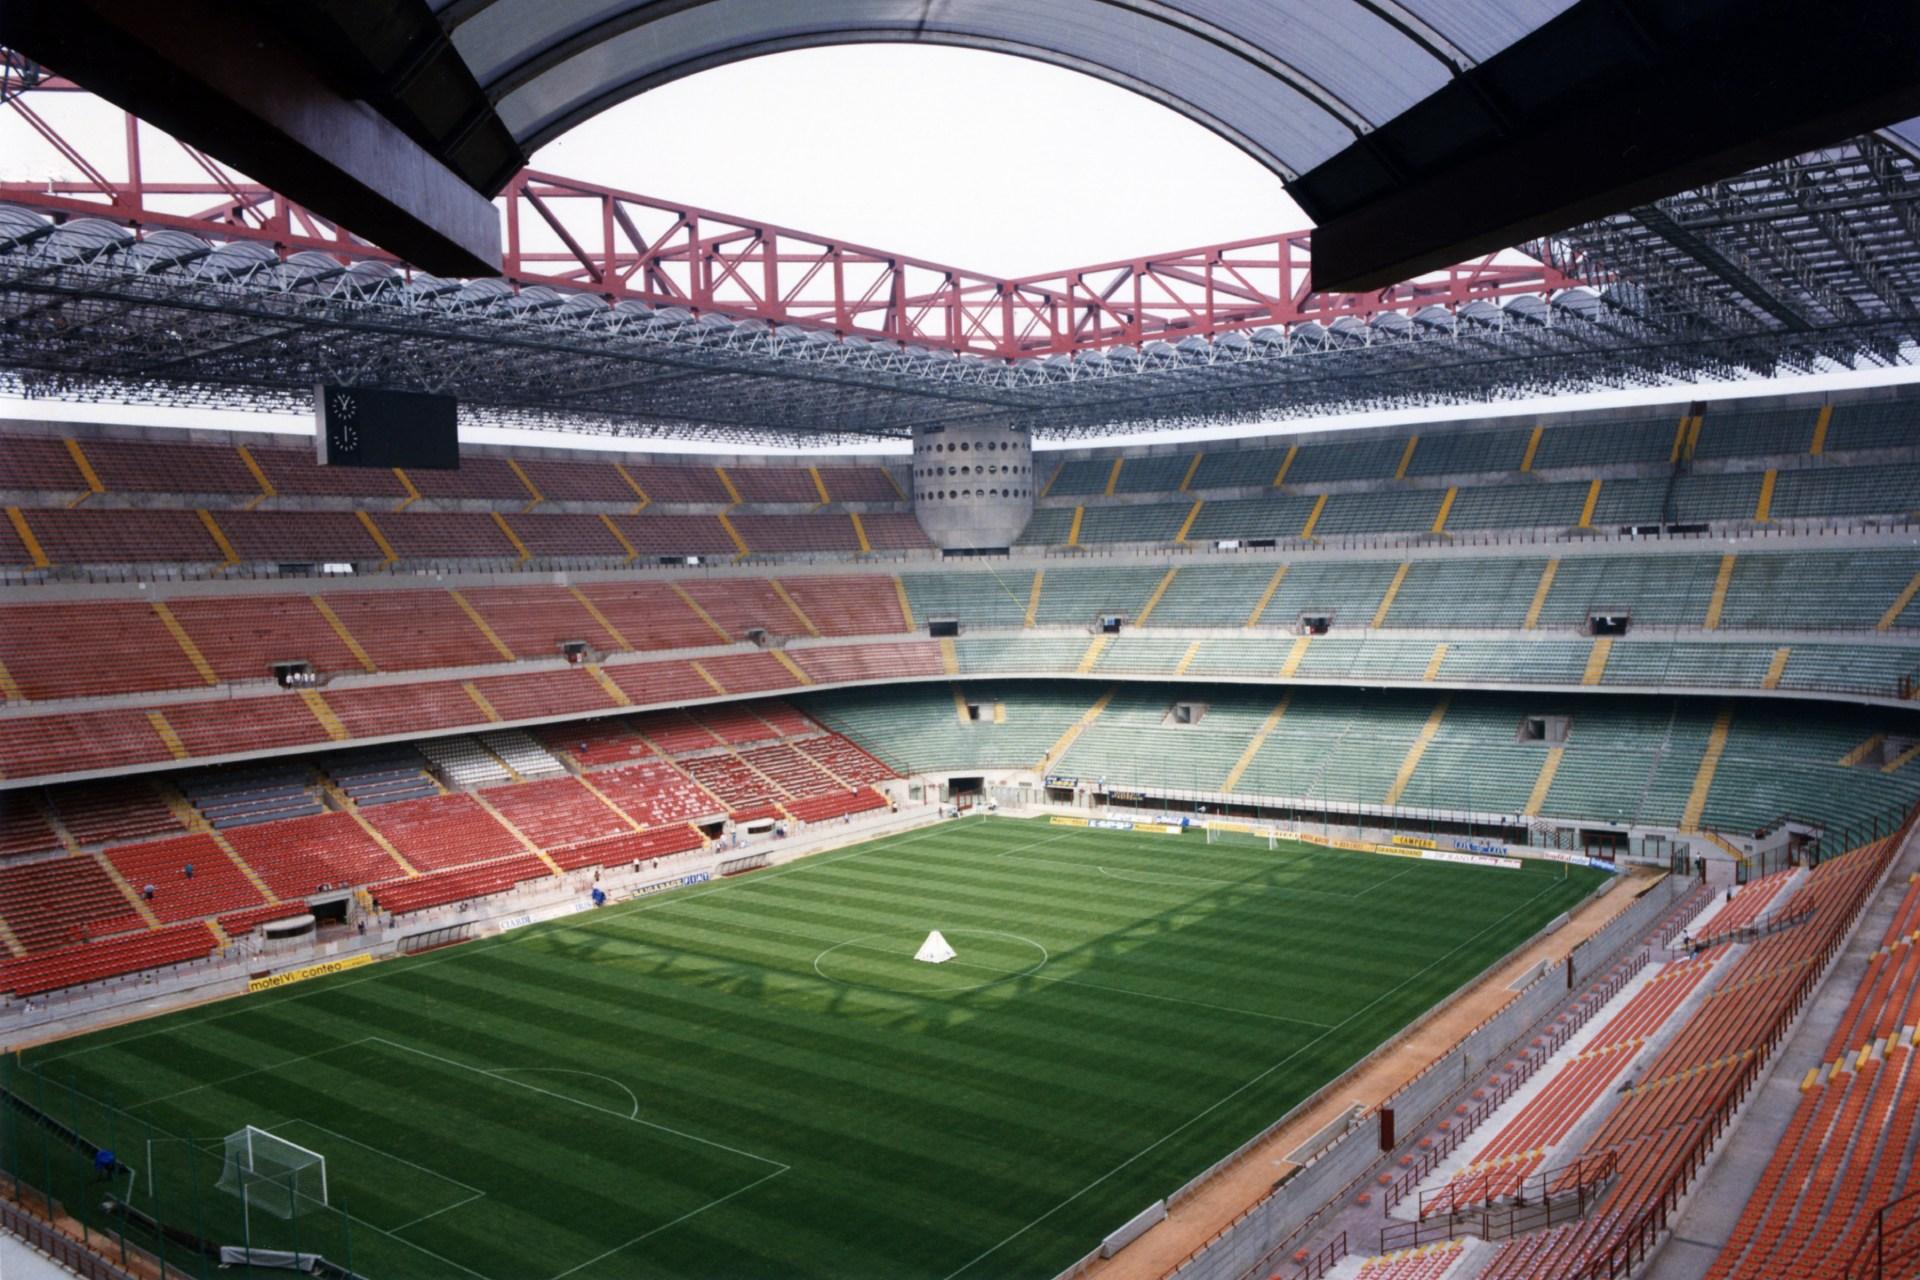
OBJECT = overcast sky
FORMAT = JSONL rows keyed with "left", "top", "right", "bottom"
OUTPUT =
{"left": 2, "top": 45, "right": 1915, "bottom": 453}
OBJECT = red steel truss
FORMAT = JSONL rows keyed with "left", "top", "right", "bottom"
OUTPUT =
{"left": 0, "top": 77, "right": 1582, "bottom": 360}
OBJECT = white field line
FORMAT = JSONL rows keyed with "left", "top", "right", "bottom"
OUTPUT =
{"left": 545, "top": 1167, "right": 788, "bottom": 1280}
{"left": 938, "top": 877, "right": 1571, "bottom": 1280}
{"left": 367, "top": 1037, "right": 789, "bottom": 1171}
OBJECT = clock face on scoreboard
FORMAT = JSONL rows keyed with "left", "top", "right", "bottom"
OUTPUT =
{"left": 328, "top": 392, "right": 359, "bottom": 453}
{"left": 313, "top": 383, "right": 456, "bottom": 468}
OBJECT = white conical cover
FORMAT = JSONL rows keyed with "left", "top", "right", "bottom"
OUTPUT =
{"left": 914, "top": 930, "right": 956, "bottom": 964}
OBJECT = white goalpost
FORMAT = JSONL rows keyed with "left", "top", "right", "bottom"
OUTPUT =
{"left": 215, "top": 1126, "right": 328, "bottom": 1220}
{"left": 1204, "top": 823, "right": 1278, "bottom": 849}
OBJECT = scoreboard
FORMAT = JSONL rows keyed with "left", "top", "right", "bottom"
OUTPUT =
{"left": 314, "top": 384, "right": 458, "bottom": 469}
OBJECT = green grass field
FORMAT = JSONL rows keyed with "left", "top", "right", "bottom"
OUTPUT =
{"left": 6, "top": 816, "right": 1606, "bottom": 1280}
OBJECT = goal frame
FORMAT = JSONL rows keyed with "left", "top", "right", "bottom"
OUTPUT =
{"left": 217, "top": 1125, "right": 328, "bottom": 1220}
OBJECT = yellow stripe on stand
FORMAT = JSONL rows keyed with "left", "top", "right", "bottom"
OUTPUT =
{"left": 1810, "top": 405, "right": 1832, "bottom": 456}
{"left": 770, "top": 649, "right": 814, "bottom": 686}
{"left": 1680, "top": 703, "right": 1736, "bottom": 830}
{"left": 1299, "top": 493, "right": 1329, "bottom": 538}
{"left": 0, "top": 658, "right": 21, "bottom": 702}
{"left": 1671, "top": 416, "right": 1692, "bottom": 463}
{"left": 1520, "top": 426, "right": 1545, "bottom": 473}
{"left": 1175, "top": 500, "right": 1204, "bottom": 543}
{"left": 690, "top": 660, "right": 727, "bottom": 695}
{"left": 939, "top": 637, "right": 959, "bottom": 675}
{"left": 893, "top": 576, "right": 916, "bottom": 629}
{"left": 96, "top": 854, "right": 162, "bottom": 929}
{"left": 211, "top": 828, "right": 281, "bottom": 903}
{"left": 1754, "top": 470, "right": 1777, "bottom": 522}
{"left": 1039, "top": 461, "right": 1064, "bottom": 499}
{"left": 392, "top": 468, "right": 421, "bottom": 511}
{"left": 1703, "top": 554, "right": 1736, "bottom": 630}
{"left": 1525, "top": 746, "right": 1565, "bottom": 816}
{"left": 1104, "top": 457, "right": 1124, "bottom": 496}
{"left": 299, "top": 689, "right": 350, "bottom": 740}
{"left": 1025, "top": 571, "right": 1045, "bottom": 628}
{"left": 1272, "top": 445, "right": 1298, "bottom": 487}
{"left": 1371, "top": 563, "right": 1412, "bottom": 628}
{"left": 1247, "top": 564, "right": 1289, "bottom": 627}
{"left": 489, "top": 511, "right": 532, "bottom": 562}
{"left": 670, "top": 583, "right": 732, "bottom": 642}
{"left": 1076, "top": 636, "right": 1111, "bottom": 673}
{"left": 1882, "top": 743, "right": 1920, "bottom": 775}
{"left": 769, "top": 580, "right": 821, "bottom": 637}
{"left": 354, "top": 510, "right": 398, "bottom": 563}
{"left": 575, "top": 771, "right": 644, "bottom": 829}
{"left": 586, "top": 663, "right": 632, "bottom": 707}
{"left": 1577, "top": 478, "right": 1602, "bottom": 528}
{"left": 1762, "top": 647, "right": 1790, "bottom": 690}
{"left": 568, "top": 586, "right": 633, "bottom": 650}
{"left": 309, "top": 597, "right": 377, "bottom": 671}
{"left": 1066, "top": 506, "right": 1085, "bottom": 547}
{"left": 1686, "top": 415, "right": 1704, "bottom": 458}
{"left": 615, "top": 463, "right": 651, "bottom": 510}
{"left": 954, "top": 687, "right": 972, "bottom": 724}
{"left": 197, "top": 510, "right": 240, "bottom": 565}
{"left": 235, "top": 444, "right": 276, "bottom": 499}
{"left": 597, "top": 513, "right": 638, "bottom": 562}
{"left": 64, "top": 438, "right": 104, "bottom": 493}
{"left": 714, "top": 466, "right": 743, "bottom": 504}
{"left": 1431, "top": 486, "right": 1457, "bottom": 533}
{"left": 1423, "top": 644, "right": 1449, "bottom": 681}
{"left": 1179, "top": 453, "right": 1204, "bottom": 492}
{"left": 462, "top": 681, "right": 503, "bottom": 723}
{"left": 468, "top": 790, "right": 564, "bottom": 877}
{"left": 716, "top": 512, "right": 750, "bottom": 557}
{"left": 344, "top": 806, "right": 416, "bottom": 876}
{"left": 1036, "top": 688, "right": 1116, "bottom": 772}
{"left": 150, "top": 601, "right": 218, "bottom": 684}
{"left": 7, "top": 508, "right": 50, "bottom": 568}
{"left": 1280, "top": 635, "right": 1311, "bottom": 678}
{"left": 506, "top": 458, "right": 544, "bottom": 509}
{"left": 1582, "top": 636, "right": 1614, "bottom": 685}
{"left": 808, "top": 465, "right": 831, "bottom": 505}
{"left": 849, "top": 512, "right": 873, "bottom": 553}
{"left": 1839, "top": 735, "right": 1885, "bottom": 768}
{"left": 1176, "top": 640, "right": 1202, "bottom": 675}
{"left": 1222, "top": 693, "right": 1293, "bottom": 791}
{"left": 448, "top": 590, "right": 517, "bottom": 661}
{"left": 147, "top": 710, "right": 189, "bottom": 760}
{"left": 1395, "top": 436, "right": 1419, "bottom": 480}
{"left": 1384, "top": 697, "right": 1451, "bottom": 806}
{"left": 1879, "top": 571, "right": 1920, "bottom": 631}
{"left": 1134, "top": 568, "right": 1178, "bottom": 625}
{"left": 1524, "top": 560, "right": 1559, "bottom": 629}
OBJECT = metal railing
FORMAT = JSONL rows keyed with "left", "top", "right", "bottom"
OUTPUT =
{"left": 1385, "top": 1151, "right": 1618, "bottom": 1252}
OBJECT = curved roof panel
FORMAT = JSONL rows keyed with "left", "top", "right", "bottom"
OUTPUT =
{"left": 435, "top": 0, "right": 1568, "bottom": 177}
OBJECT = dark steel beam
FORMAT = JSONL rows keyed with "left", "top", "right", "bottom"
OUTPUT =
{"left": 1300, "top": 0, "right": 1920, "bottom": 292}
{"left": 0, "top": 0, "right": 509, "bottom": 276}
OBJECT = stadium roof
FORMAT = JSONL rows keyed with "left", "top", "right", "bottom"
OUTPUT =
{"left": 2, "top": 75, "right": 1920, "bottom": 445}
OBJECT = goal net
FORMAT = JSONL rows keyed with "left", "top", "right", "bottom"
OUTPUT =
{"left": 1204, "top": 822, "right": 1278, "bottom": 850}
{"left": 215, "top": 1126, "right": 327, "bottom": 1220}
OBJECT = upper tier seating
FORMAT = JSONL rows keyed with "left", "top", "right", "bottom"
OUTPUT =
{"left": 777, "top": 575, "right": 912, "bottom": 636}
{"left": 0, "top": 601, "right": 209, "bottom": 699}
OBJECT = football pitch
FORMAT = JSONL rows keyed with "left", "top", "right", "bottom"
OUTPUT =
{"left": 6, "top": 816, "right": 1607, "bottom": 1280}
